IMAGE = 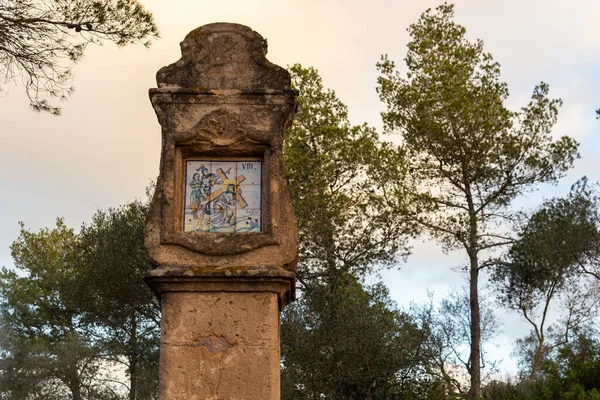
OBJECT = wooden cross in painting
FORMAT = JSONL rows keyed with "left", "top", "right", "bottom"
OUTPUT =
{"left": 207, "top": 168, "right": 248, "bottom": 208}
{"left": 183, "top": 160, "right": 261, "bottom": 233}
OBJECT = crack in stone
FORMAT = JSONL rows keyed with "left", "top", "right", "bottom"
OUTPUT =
{"left": 175, "top": 336, "right": 232, "bottom": 354}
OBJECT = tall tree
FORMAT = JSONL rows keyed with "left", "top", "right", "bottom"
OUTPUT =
{"left": 78, "top": 199, "right": 160, "bottom": 400}
{"left": 1, "top": 197, "right": 159, "bottom": 399}
{"left": 0, "top": 0, "right": 159, "bottom": 114}
{"left": 281, "top": 274, "right": 432, "bottom": 400}
{"left": 282, "top": 65, "right": 418, "bottom": 398}
{"left": 284, "top": 64, "right": 413, "bottom": 286}
{"left": 492, "top": 178, "right": 600, "bottom": 379}
{"left": 0, "top": 219, "right": 112, "bottom": 399}
{"left": 376, "top": 3, "right": 579, "bottom": 397}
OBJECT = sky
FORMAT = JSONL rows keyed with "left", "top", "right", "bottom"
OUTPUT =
{"left": 2, "top": 0, "right": 600, "bottom": 376}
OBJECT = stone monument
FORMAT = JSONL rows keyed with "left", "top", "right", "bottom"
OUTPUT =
{"left": 144, "top": 23, "right": 298, "bottom": 399}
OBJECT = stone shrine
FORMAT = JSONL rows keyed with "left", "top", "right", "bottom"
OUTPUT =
{"left": 144, "top": 23, "right": 298, "bottom": 399}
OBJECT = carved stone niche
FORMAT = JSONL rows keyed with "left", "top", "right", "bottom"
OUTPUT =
{"left": 144, "top": 23, "right": 299, "bottom": 276}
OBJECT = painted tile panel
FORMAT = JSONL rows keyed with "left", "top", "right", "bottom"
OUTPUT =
{"left": 237, "top": 161, "right": 261, "bottom": 185}
{"left": 235, "top": 185, "right": 262, "bottom": 232}
{"left": 183, "top": 160, "right": 262, "bottom": 233}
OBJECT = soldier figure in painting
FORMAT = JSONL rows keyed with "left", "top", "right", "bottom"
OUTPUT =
{"left": 188, "top": 165, "right": 222, "bottom": 230}
{"left": 189, "top": 171, "right": 209, "bottom": 228}
{"left": 199, "top": 166, "right": 218, "bottom": 198}
{"left": 189, "top": 172, "right": 203, "bottom": 204}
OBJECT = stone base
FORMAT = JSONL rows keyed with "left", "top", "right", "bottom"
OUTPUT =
{"left": 145, "top": 267, "right": 295, "bottom": 400}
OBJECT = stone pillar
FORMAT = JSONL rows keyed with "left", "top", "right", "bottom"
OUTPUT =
{"left": 144, "top": 23, "right": 298, "bottom": 400}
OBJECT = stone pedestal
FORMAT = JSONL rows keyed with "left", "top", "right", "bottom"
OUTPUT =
{"left": 144, "top": 23, "right": 298, "bottom": 400}
{"left": 145, "top": 268, "right": 294, "bottom": 400}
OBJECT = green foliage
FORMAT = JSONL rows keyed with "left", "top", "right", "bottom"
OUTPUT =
{"left": 492, "top": 178, "right": 600, "bottom": 379}
{"left": 0, "top": 197, "right": 159, "bottom": 399}
{"left": 282, "top": 64, "right": 427, "bottom": 399}
{"left": 78, "top": 199, "right": 160, "bottom": 400}
{"left": 285, "top": 64, "right": 414, "bottom": 284}
{"left": 377, "top": 2, "right": 578, "bottom": 254}
{"left": 0, "top": 219, "right": 110, "bottom": 399}
{"left": 495, "top": 178, "right": 600, "bottom": 302}
{"left": 78, "top": 199, "right": 159, "bottom": 330}
{"left": 281, "top": 274, "right": 433, "bottom": 400}
{"left": 533, "top": 332, "right": 600, "bottom": 400}
{"left": 376, "top": 3, "right": 579, "bottom": 397}
{"left": 482, "top": 379, "right": 539, "bottom": 400}
{"left": 481, "top": 332, "right": 600, "bottom": 400}
{"left": 0, "top": 0, "right": 159, "bottom": 114}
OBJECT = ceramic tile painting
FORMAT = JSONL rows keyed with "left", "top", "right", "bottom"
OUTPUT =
{"left": 184, "top": 160, "right": 262, "bottom": 233}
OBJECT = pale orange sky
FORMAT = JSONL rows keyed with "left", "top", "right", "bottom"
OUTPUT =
{"left": 2, "top": 0, "right": 600, "bottom": 374}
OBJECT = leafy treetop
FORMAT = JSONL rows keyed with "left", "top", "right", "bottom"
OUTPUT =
{"left": 0, "top": 0, "right": 159, "bottom": 114}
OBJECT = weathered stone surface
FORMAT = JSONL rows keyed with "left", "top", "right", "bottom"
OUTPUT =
{"left": 144, "top": 23, "right": 298, "bottom": 400}
{"left": 158, "top": 291, "right": 281, "bottom": 400}
{"left": 145, "top": 22, "right": 298, "bottom": 271}
{"left": 156, "top": 23, "right": 290, "bottom": 91}
{"left": 145, "top": 266, "right": 295, "bottom": 309}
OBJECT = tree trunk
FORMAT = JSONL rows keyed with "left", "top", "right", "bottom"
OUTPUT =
{"left": 66, "top": 361, "right": 83, "bottom": 400}
{"left": 69, "top": 377, "right": 83, "bottom": 400}
{"left": 464, "top": 174, "right": 482, "bottom": 400}
{"left": 468, "top": 253, "right": 481, "bottom": 399}
{"left": 530, "top": 337, "right": 545, "bottom": 380}
{"left": 129, "top": 313, "right": 138, "bottom": 400}
{"left": 529, "top": 284, "right": 554, "bottom": 380}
